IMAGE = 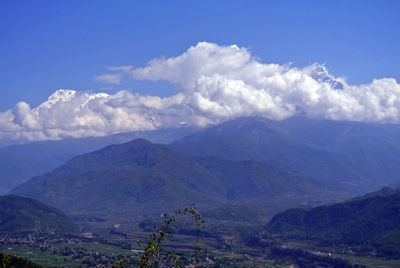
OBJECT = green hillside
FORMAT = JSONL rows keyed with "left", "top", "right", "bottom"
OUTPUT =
{"left": 12, "top": 138, "right": 347, "bottom": 218}
{"left": 0, "top": 127, "right": 198, "bottom": 194}
{"left": 0, "top": 195, "right": 78, "bottom": 234}
{"left": 268, "top": 190, "right": 400, "bottom": 257}
{"left": 12, "top": 139, "right": 225, "bottom": 215}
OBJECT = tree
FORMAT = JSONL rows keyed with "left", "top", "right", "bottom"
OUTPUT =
{"left": 136, "top": 204, "right": 207, "bottom": 268}
{"left": 0, "top": 253, "right": 42, "bottom": 268}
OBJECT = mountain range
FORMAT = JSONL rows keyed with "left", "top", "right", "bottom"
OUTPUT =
{"left": 0, "top": 127, "right": 198, "bottom": 194}
{"left": 172, "top": 117, "right": 368, "bottom": 191}
{"left": 5, "top": 116, "right": 400, "bottom": 218}
{"left": 5, "top": 116, "right": 400, "bottom": 196}
{"left": 12, "top": 138, "right": 349, "bottom": 217}
{"left": 281, "top": 117, "right": 400, "bottom": 187}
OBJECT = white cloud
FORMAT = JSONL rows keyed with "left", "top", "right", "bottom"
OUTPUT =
{"left": 94, "top": 65, "right": 133, "bottom": 85}
{"left": 1, "top": 42, "right": 400, "bottom": 143}
{"left": 0, "top": 89, "right": 199, "bottom": 142}
{"left": 105, "top": 65, "right": 133, "bottom": 73}
{"left": 133, "top": 42, "right": 400, "bottom": 123}
{"left": 94, "top": 73, "right": 122, "bottom": 84}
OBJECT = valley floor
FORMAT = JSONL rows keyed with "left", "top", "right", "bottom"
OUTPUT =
{"left": 1, "top": 219, "right": 399, "bottom": 268}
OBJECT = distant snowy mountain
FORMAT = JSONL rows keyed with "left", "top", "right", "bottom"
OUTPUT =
{"left": 35, "top": 89, "right": 109, "bottom": 111}
{"left": 307, "top": 64, "right": 344, "bottom": 90}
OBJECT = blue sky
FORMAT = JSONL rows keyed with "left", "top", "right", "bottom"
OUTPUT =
{"left": 1, "top": 0, "right": 399, "bottom": 110}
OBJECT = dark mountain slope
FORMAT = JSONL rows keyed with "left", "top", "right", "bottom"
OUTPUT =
{"left": 171, "top": 117, "right": 365, "bottom": 191}
{"left": 12, "top": 139, "right": 224, "bottom": 215}
{"left": 0, "top": 127, "right": 198, "bottom": 194}
{"left": 268, "top": 191, "right": 400, "bottom": 256}
{"left": 0, "top": 195, "right": 78, "bottom": 234}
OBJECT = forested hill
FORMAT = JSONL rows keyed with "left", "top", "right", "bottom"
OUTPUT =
{"left": 12, "top": 138, "right": 345, "bottom": 216}
{"left": 0, "top": 195, "right": 78, "bottom": 234}
{"left": 268, "top": 190, "right": 400, "bottom": 257}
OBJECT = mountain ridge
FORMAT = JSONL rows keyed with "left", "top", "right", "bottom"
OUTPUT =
{"left": 12, "top": 138, "right": 350, "bottom": 217}
{"left": 171, "top": 117, "right": 366, "bottom": 191}
{"left": 0, "top": 127, "right": 199, "bottom": 194}
{"left": 12, "top": 139, "right": 225, "bottom": 215}
{"left": 268, "top": 190, "right": 400, "bottom": 257}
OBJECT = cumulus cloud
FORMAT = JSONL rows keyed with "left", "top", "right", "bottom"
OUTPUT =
{"left": 133, "top": 42, "right": 400, "bottom": 123}
{"left": 95, "top": 65, "right": 133, "bottom": 85}
{"left": 1, "top": 42, "right": 400, "bottom": 143}
{"left": 0, "top": 89, "right": 199, "bottom": 142}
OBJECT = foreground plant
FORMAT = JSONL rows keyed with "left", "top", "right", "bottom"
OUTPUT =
{"left": 137, "top": 204, "right": 207, "bottom": 268}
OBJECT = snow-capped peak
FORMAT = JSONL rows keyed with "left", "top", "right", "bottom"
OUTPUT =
{"left": 35, "top": 90, "right": 110, "bottom": 112}
{"left": 306, "top": 64, "right": 344, "bottom": 90}
{"left": 36, "top": 89, "right": 77, "bottom": 110}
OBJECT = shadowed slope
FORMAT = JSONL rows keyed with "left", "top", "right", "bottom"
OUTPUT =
{"left": 269, "top": 190, "right": 400, "bottom": 257}
{"left": 0, "top": 195, "right": 78, "bottom": 234}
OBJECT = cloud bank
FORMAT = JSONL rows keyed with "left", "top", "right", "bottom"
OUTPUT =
{"left": 1, "top": 42, "right": 400, "bottom": 143}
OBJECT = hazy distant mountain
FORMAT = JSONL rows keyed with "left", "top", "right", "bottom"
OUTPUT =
{"left": 0, "top": 195, "right": 78, "bottom": 234}
{"left": 196, "top": 156, "right": 351, "bottom": 220}
{"left": 12, "top": 139, "right": 347, "bottom": 217}
{"left": 171, "top": 117, "right": 366, "bottom": 191}
{"left": 350, "top": 186, "right": 400, "bottom": 201}
{"left": 280, "top": 117, "right": 400, "bottom": 187}
{"left": 391, "top": 181, "right": 400, "bottom": 188}
{"left": 0, "top": 127, "right": 198, "bottom": 194}
{"left": 268, "top": 190, "right": 400, "bottom": 257}
{"left": 195, "top": 156, "right": 348, "bottom": 205}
